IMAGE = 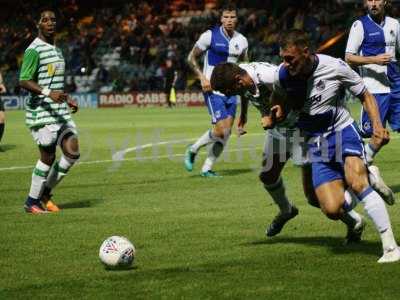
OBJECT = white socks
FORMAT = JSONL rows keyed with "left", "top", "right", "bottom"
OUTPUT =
{"left": 347, "top": 210, "right": 363, "bottom": 225}
{"left": 191, "top": 130, "right": 216, "bottom": 153}
{"left": 264, "top": 177, "right": 293, "bottom": 213}
{"left": 365, "top": 143, "right": 377, "bottom": 165}
{"left": 358, "top": 186, "right": 397, "bottom": 250}
{"left": 29, "top": 160, "right": 51, "bottom": 199}
{"left": 201, "top": 131, "right": 230, "bottom": 173}
{"left": 45, "top": 155, "right": 75, "bottom": 190}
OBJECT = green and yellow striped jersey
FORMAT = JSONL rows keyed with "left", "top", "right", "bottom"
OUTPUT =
{"left": 20, "top": 37, "right": 71, "bottom": 129}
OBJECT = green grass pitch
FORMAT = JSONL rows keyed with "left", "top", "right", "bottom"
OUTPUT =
{"left": 1, "top": 103, "right": 400, "bottom": 299}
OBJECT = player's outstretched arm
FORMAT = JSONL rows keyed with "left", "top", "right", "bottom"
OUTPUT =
{"left": 358, "top": 90, "right": 390, "bottom": 146}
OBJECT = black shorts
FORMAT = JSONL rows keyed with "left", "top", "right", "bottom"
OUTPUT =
{"left": 0, "top": 98, "right": 4, "bottom": 111}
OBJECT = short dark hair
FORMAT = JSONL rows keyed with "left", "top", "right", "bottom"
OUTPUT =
{"left": 279, "top": 29, "right": 311, "bottom": 50}
{"left": 210, "top": 62, "right": 246, "bottom": 95}
{"left": 36, "top": 7, "right": 56, "bottom": 23}
{"left": 220, "top": 3, "right": 237, "bottom": 14}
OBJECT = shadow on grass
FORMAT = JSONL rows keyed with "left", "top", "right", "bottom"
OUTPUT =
{"left": 58, "top": 198, "right": 104, "bottom": 209}
{"left": 187, "top": 168, "right": 254, "bottom": 179}
{"left": 219, "top": 168, "right": 254, "bottom": 176}
{"left": 0, "top": 144, "right": 16, "bottom": 152}
{"left": 244, "top": 236, "right": 381, "bottom": 257}
{"left": 1, "top": 177, "right": 183, "bottom": 193}
{"left": 103, "top": 265, "right": 139, "bottom": 272}
{"left": 389, "top": 184, "right": 400, "bottom": 194}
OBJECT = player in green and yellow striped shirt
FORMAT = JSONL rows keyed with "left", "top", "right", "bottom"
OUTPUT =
{"left": 19, "top": 9, "right": 79, "bottom": 214}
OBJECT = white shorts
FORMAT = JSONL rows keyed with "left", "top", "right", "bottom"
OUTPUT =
{"left": 263, "top": 127, "right": 308, "bottom": 166}
{"left": 31, "top": 121, "right": 77, "bottom": 147}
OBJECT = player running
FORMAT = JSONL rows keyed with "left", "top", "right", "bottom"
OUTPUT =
{"left": 345, "top": 0, "right": 399, "bottom": 204}
{"left": 184, "top": 4, "right": 248, "bottom": 177}
{"left": 19, "top": 9, "right": 79, "bottom": 214}
{"left": 210, "top": 62, "right": 365, "bottom": 244}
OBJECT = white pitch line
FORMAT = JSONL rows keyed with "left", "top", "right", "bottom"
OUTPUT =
{"left": 0, "top": 147, "right": 262, "bottom": 171}
{"left": 111, "top": 138, "right": 193, "bottom": 161}
{"left": 0, "top": 133, "right": 265, "bottom": 172}
{"left": 112, "top": 132, "right": 265, "bottom": 160}
{"left": 2, "top": 132, "right": 399, "bottom": 172}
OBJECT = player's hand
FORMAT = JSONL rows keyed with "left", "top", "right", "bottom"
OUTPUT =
{"left": 372, "top": 126, "right": 390, "bottom": 146}
{"left": 49, "top": 91, "right": 68, "bottom": 103}
{"left": 67, "top": 96, "right": 79, "bottom": 114}
{"left": 261, "top": 115, "right": 275, "bottom": 130}
{"left": 237, "top": 115, "right": 247, "bottom": 136}
{"left": 271, "top": 105, "right": 285, "bottom": 122}
{"left": 0, "top": 84, "right": 6, "bottom": 94}
{"left": 200, "top": 77, "right": 212, "bottom": 92}
{"left": 374, "top": 54, "right": 392, "bottom": 65}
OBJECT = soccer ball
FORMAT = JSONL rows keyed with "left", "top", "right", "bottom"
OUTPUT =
{"left": 99, "top": 236, "right": 136, "bottom": 269}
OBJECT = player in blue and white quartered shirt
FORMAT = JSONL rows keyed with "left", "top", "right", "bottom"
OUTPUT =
{"left": 345, "top": 0, "right": 400, "bottom": 165}
{"left": 345, "top": 0, "right": 397, "bottom": 205}
{"left": 184, "top": 4, "right": 248, "bottom": 177}
{"left": 274, "top": 29, "right": 399, "bottom": 263}
{"left": 210, "top": 61, "right": 365, "bottom": 243}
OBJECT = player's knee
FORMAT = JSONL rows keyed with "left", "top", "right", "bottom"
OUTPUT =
{"left": 321, "top": 203, "right": 342, "bottom": 220}
{"left": 64, "top": 151, "right": 80, "bottom": 161}
{"left": 213, "top": 127, "right": 230, "bottom": 140}
{"left": 349, "top": 180, "right": 369, "bottom": 195}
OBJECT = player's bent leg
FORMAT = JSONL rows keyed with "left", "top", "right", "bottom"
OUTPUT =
{"left": 185, "top": 131, "right": 214, "bottom": 171}
{"left": 302, "top": 164, "right": 364, "bottom": 243}
{"left": 344, "top": 156, "right": 399, "bottom": 263}
{"left": 201, "top": 117, "right": 232, "bottom": 176}
{"left": 189, "top": 92, "right": 231, "bottom": 174}
{"left": 185, "top": 128, "right": 222, "bottom": 172}
{"left": 261, "top": 153, "right": 298, "bottom": 237}
{"left": 25, "top": 145, "right": 56, "bottom": 214}
{"left": 42, "top": 128, "right": 80, "bottom": 212}
{"left": 342, "top": 190, "right": 365, "bottom": 244}
{"left": 315, "top": 179, "right": 346, "bottom": 220}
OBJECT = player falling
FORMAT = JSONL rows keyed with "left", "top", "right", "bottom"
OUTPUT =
{"left": 19, "top": 9, "right": 79, "bottom": 214}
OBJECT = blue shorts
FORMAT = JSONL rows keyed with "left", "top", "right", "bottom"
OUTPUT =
{"left": 203, "top": 92, "right": 237, "bottom": 124}
{"left": 360, "top": 92, "right": 400, "bottom": 137}
{"left": 309, "top": 123, "right": 366, "bottom": 188}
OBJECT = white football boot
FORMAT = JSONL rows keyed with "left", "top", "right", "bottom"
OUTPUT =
{"left": 368, "top": 165, "right": 395, "bottom": 205}
{"left": 377, "top": 246, "right": 400, "bottom": 263}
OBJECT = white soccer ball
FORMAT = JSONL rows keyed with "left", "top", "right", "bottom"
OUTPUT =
{"left": 99, "top": 236, "right": 136, "bottom": 269}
